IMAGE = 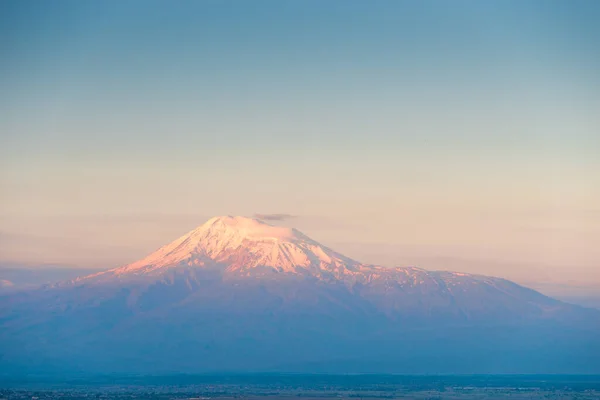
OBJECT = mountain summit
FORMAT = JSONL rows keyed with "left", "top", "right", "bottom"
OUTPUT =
{"left": 67, "top": 216, "right": 591, "bottom": 320}
{"left": 85, "top": 215, "right": 359, "bottom": 280}
{"left": 2, "top": 216, "right": 599, "bottom": 375}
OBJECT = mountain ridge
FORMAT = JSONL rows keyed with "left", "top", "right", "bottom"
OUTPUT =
{"left": 69, "top": 216, "right": 531, "bottom": 289}
{"left": 2, "top": 215, "right": 599, "bottom": 374}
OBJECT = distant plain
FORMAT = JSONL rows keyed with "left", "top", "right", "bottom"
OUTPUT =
{"left": 2, "top": 374, "right": 600, "bottom": 399}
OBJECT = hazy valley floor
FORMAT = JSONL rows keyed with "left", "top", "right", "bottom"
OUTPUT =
{"left": 1, "top": 375, "right": 599, "bottom": 400}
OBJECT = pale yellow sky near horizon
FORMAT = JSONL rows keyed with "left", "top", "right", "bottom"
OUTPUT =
{"left": 0, "top": 203, "right": 598, "bottom": 288}
{"left": 1, "top": 146, "right": 599, "bottom": 290}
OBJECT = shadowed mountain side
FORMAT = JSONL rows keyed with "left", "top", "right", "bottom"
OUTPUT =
{"left": 1, "top": 216, "right": 599, "bottom": 375}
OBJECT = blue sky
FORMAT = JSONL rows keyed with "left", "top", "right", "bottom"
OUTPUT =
{"left": 1, "top": 1, "right": 599, "bottom": 286}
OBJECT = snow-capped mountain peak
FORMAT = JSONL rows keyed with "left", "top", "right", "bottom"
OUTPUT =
{"left": 203, "top": 215, "right": 301, "bottom": 241}
{"left": 83, "top": 216, "right": 360, "bottom": 281}
{"left": 15, "top": 218, "right": 599, "bottom": 376}
{"left": 74, "top": 216, "right": 514, "bottom": 300}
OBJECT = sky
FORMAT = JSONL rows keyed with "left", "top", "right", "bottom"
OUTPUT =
{"left": 1, "top": 1, "right": 599, "bottom": 288}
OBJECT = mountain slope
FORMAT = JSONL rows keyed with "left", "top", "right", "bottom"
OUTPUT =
{"left": 1, "top": 216, "right": 599, "bottom": 375}
{"left": 63, "top": 216, "right": 573, "bottom": 322}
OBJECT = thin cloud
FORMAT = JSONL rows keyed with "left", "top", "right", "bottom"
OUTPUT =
{"left": 253, "top": 213, "right": 297, "bottom": 221}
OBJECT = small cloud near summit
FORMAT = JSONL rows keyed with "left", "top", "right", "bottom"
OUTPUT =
{"left": 254, "top": 213, "right": 296, "bottom": 221}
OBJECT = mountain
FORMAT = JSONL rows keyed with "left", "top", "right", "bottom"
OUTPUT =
{"left": 0, "top": 279, "right": 14, "bottom": 288}
{"left": 1, "top": 216, "right": 599, "bottom": 375}
{"left": 0, "top": 263, "right": 102, "bottom": 291}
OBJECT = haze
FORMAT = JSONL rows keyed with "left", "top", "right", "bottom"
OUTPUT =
{"left": 1, "top": 1, "right": 599, "bottom": 291}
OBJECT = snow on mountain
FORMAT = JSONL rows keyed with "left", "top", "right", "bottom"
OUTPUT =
{"left": 110, "top": 215, "right": 360, "bottom": 277}
{"left": 64, "top": 216, "right": 568, "bottom": 320}
{"left": 62, "top": 216, "right": 533, "bottom": 295}
{"left": 75, "top": 216, "right": 471, "bottom": 286}
{"left": 3, "top": 216, "right": 600, "bottom": 375}
{"left": 0, "top": 279, "right": 14, "bottom": 287}
{"left": 67, "top": 216, "right": 348, "bottom": 282}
